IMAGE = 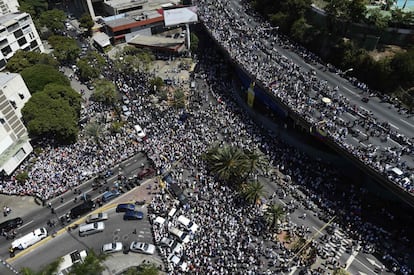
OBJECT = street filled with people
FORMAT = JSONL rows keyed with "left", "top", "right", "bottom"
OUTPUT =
{"left": 0, "top": 2, "right": 412, "bottom": 274}
{"left": 196, "top": 0, "right": 414, "bottom": 194}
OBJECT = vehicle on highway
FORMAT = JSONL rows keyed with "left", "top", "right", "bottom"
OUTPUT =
{"left": 86, "top": 212, "right": 108, "bottom": 223}
{"left": 56, "top": 249, "right": 87, "bottom": 275}
{"left": 116, "top": 203, "right": 135, "bottom": 213}
{"left": 167, "top": 253, "right": 188, "bottom": 271}
{"left": 159, "top": 237, "right": 175, "bottom": 249}
{"left": 102, "top": 242, "right": 123, "bottom": 254}
{"left": 11, "top": 227, "right": 47, "bottom": 250}
{"left": 101, "top": 189, "right": 120, "bottom": 202}
{"left": 70, "top": 200, "right": 96, "bottom": 219}
{"left": 123, "top": 210, "right": 144, "bottom": 220}
{"left": 0, "top": 217, "right": 23, "bottom": 232}
{"left": 177, "top": 215, "right": 199, "bottom": 233}
{"left": 129, "top": 241, "right": 155, "bottom": 255}
{"left": 137, "top": 168, "right": 155, "bottom": 180}
{"left": 79, "top": 222, "right": 105, "bottom": 237}
{"left": 168, "top": 227, "right": 190, "bottom": 243}
{"left": 362, "top": 97, "right": 369, "bottom": 103}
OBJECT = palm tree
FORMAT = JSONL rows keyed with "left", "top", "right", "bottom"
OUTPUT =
{"left": 241, "top": 181, "right": 265, "bottom": 205}
{"left": 203, "top": 144, "right": 249, "bottom": 183}
{"left": 85, "top": 122, "right": 104, "bottom": 148}
{"left": 265, "top": 203, "right": 285, "bottom": 231}
{"left": 244, "top": 148, "right": 269, "bottom": 176}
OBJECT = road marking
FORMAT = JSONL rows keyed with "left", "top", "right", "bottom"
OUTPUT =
{"left": 19, "top": 220, "right": 34, "bottom": 230}
{"left": 389, "top": 123, "right": 399, "bottom": 130}
{"left": 345, "top": 245, "right": 361, "bottom": 270}
{"left": 312, "top": 226, "right": 324, "bottom": 235}
{"left": 55, "top": 188, "right": 93, "bottom": 210}
{"left": 389, "top": 138, "right": 402, "bottom": 148}
{"left": 288, "top": 266, "right": 297, "bottom": 275}
{"left": 359, "top": 106, "right": 369, "bottom": 112}
{"left": 352, "top": 257, "right": 378, "bottom": 275}
{"left": 346, "top": 112, "right": 357, "bottom": 120}
{"left": 400, "top": 118, "right": 414, "bottom": 128}
{"left": 342, "top": 86, "right": 361, "bottom": 98}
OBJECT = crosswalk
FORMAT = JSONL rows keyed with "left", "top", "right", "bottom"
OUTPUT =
{"left": 323, "top": 229, "right": 351, "bottom": 260}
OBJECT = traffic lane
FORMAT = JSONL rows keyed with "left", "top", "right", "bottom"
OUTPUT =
{"left": 348, "top": 252, "right": 392, "bottom": 275}
{"left": 10, "top": 206, "right": 154, "bottom": 272}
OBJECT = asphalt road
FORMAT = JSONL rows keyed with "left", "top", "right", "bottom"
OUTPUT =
{"left": 9, "top": 205, "right": 155, "bottom": 273}
{"left": 0, "top": 152, "right": 150, "bottom": 260}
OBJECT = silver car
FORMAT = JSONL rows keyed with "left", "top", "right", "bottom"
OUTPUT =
{"left": 102, "top": 242, "right": 123, "bottom": 254}
{"left": 86, "top": 212, "right": 108, "bottom": 223}
{"left": 130, "top": 241, "right": 155, "bottom": 255}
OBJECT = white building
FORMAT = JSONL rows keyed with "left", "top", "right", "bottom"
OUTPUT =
{"left": 0, "top": 72, "right": 32, "bottom": 175}
{"left": 0, "top": 12, "right": 44, "bottom": 70}
{"left": 0, "top": 0, "right": 19, "bottom": 16}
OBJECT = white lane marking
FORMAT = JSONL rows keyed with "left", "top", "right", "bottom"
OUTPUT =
{"left": 352, "top": 257, "right": 378, "bottom": 275}
{"left": 342, "top": 86, "right": 361, "bottom": 98}
{"left": 288, "top": 266, "right": 297, "bottom": 275}
{"left": 352, "top": 137, "right": 360, "bottom": 143}
{"left": 312, "top": 226, "right": 324, "bottom": 236}
{"left": 389, "top": 123, "right": 399, "bottom": 130}
{"left": 345, "top": 244, "right": 361, "bottom": 270}
{"left": 55, "top": 188, "right": 93, "bottom": 210}
{"left": 389, "top": 138, "right": 402, "bottom": 148}
{"left": 359, "top": 106, "right": 369, "bottom": 112}
{"left": 19, "top": 220, "right": 34, "bottom": 230}
{"left": 346, "top": 112, "right": 357, "bottom": 120}
{"left": 400, "top": 118, "right": 414, "bottom": 128}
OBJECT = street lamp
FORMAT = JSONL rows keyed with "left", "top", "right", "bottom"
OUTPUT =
{"left": 343, "top": 68, "right": 354, "bottom": 75}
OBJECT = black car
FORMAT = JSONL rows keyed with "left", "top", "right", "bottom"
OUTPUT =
{"left": 0, "top": 217, "right": 23, "bottom": 232}
{"left": 70, "top": 201, "right": 96, "bottom": 219}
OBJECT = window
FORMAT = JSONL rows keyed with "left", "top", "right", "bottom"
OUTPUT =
{"left": 0, "top": 117, "right": 5, "bottom": 124}
{"left": 1, "top": 45, "right": 11, "bottom": 56}
{"left": 13, "top": 29, "right": 23, "bottom": 39}
{"left": 30, "top": 40, "right": 38, "bottom": 49}
{"left": 9, "top": 100, "right": 16, "bottom": 109}
{"left": 7, "top": 23, "right": 19, "bottom": 32}
{"left": 17, "top": 37, "right": 27, "bottom": 47}
{"left": 18, "top": 93, "right": 24, "bottom": 100}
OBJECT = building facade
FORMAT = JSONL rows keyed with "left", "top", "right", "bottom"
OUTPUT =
{"left": 0, "top": 0, "right": 19, "bottom": 16}
{"left": 0, "top": 12, "right": 44, "bottom": 70}
{"left": 0, "top": 72, "right": 32, "bottom": 176}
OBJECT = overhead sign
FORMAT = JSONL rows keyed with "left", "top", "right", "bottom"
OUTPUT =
{"left": 164, "top": 6, "right": 198, "bottom": 27}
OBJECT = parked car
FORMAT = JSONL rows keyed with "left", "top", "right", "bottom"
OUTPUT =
{"left": 115, "top": 203, "right": 135, "bottom": 213}
{"left": 168, "top": 227, "right": 190, "bottom": 243}
{"left": 79, "top": 222, "right": 105, "bottom": 237}
{"left": 102, "top": 242, "right": 123, "bottom": 254}
{"left": 177, "top": 215, "right": 199, "bottom": 233}
{"left": 159, "top": 237, "right": 175, "bottom": 249}
{"left": 102, "top": 190, "right": 120, "bottom": 202}
{"left": 0, "top": 217, "right": 23, "bottom": 232}
{"left": 130, "top": 241, "right": 155, "bottom": 255}
{"left": 86, "top": 212, "right": 108, "bottom": 223}
{"left": 70, "top": 201, "right": 95, "bottom": 219}
{"left": 123, "top": 210, "right": 144, "bottom": 220}
{"left": 167, "top": 253, "right": 188, "bottom": 271}
{"left": 134, "top": 124, "right": 146, "bottom": 139}
{"left": 138, "top": 168, "right": 155, "bottom": 180}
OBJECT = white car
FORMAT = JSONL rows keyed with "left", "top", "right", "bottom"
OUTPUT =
{"left": 159, "top": 237, "right": 175, "bottom": 249}
{"left": 130, "top": 241, "right": 155, "bottom": 255}
{"left": 102, "top": 242, "right": 123, "bottom": 254}
{"left": 177, "top": 215, "right": 199, "bottom": 233}
{"left": 167, "top": 253, "right": 188, "bottom": 271}
{"left": 134, "top": 124, "right": 146, "bottom": 139}
{"left": 86, "top": 212, "right": 108, "bottom": 223}
{"left": 168, "top": 227, "right": 190, "bottom": 243}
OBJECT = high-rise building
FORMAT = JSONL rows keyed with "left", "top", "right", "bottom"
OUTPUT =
{"left": 0, "top": 0, "right": 19, "bottom": 16}
{"left": 0, "top": 72, "right": 32, "bottom": 176}
{"left": 0, "top": 12, "right": 44, "bottom": 70}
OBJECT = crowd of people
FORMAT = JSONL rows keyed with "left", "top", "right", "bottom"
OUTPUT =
{"left": 0, "top": 2, "right": 411, "bottom": 273}
{"left": 196, "top": 0, "right": 414, "bottom": 193}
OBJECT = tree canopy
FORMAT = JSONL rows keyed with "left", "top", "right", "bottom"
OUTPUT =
{"left": 92, "top": 79, "right": 118, "bottom": 105}
{"left": 18, "top": 0, "right": 48, "bottom": 19}
{"left": 6, "top": 50, "right": 59, "bottom": 73}
{"left": 79, "top": 13, "right": 94, "bottom": 35}
{"left": 39, "top": 9, "right": 66, "bottom": 33}
{"left": 76, "top": 51, "right": 105, "bottom": 81}
{"left": 20, "top": 64, "right": 70, "bottom": 93}
{"left": 48, "top": 35, "right": 81, "bottom": 64}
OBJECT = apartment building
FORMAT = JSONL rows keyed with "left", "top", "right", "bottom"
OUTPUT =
{"left": 0, "top": 0, "right": 19, "bottom": 16}
{"left": 0, "top": 72, "right": 32, "bottom": 175}
{"left": 0, "top": 12, "right": 44, "bottom": 70}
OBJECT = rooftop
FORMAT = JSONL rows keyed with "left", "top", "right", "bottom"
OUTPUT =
{"left": 0, "top": 72, "right": 18, "bottom": 87}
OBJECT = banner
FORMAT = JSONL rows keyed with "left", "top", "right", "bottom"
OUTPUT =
{"left": 247, "top": 81, "right": 255, "bottom": 107}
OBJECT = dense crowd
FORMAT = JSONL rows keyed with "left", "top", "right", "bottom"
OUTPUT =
{"left": 0, "top": 3, "right": 411, "bottom": 273}
{"left": 196, "top": 0, "right": 414, "bottom": 193}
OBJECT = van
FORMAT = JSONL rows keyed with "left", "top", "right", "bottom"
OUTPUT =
{"left": 12, "top": 227, "right": 47, "bottom": 250}
{"left": 177, "top": 215, "right": 199, "bottom": 233}
{"left": 70, "top": 201, "right": 95, "bottom": 219}
{"left": 0, "top": 217, "right": 23, "bottom": 232}
{"left": 168, "top": 227, "right": 190, "bottom": 243}
{"left": 79, "top": 222, "right": 105, "bottom": 236}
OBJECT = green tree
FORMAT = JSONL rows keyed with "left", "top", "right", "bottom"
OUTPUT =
{"left": 48, "top": 35, "right": 81, "bottom": 64}
{"left": 15, "top": 171, "right": 29, "bottom": 183}
{"left": 290, "top": 17, "right": 309, "bottom": 43}
{"left": 22, "top": 88, "right": 79, "bottom": 143}
{"left": 347, "top": 0, "right": 367, "bottom": 23}
{"left": 190, "top": 32, "right": 199, "bottom": 52}
{"left": 390, "top": 48, "right": 414, "bottom": 88}
{"left": 173, "top": 89, "right": 186, "bottom": 108}
{"left": 79, "top": 13, "right": 94, "bottom": 35}
{"left": 18, "top": 0, "right": 48, "bottom": 19}
{"left": 21, "top": 258, "right": 61, "bottom": 275}
{"left": 332, "top": 268, "right": 351, "bottom": 275}
{"left": 77, "top": 59, "right": 100, "bottom": 81}
{"left": 241, "top": 181, "right": 265, "bottom": 204}
{"left": 85, "top": 122, "right": 104, "bottom": 147}
{"left": 149, "top": 77, "right": 164, "bottom": 92}
{"left": 244, "top": 148, "right": 269, "bottom": 176}
{"left": 42, "top": 83, "right": 82, "bottom": 116}
{"left": 20, "top": 64, "right": 70, "bottom": 93}
{"left": 137, "top": 263, "right": 159, "bottom": 275}
{"left": 203, "top": 144, "right": 249, "bottom": 183}
{"left": 92, "top": 79, "right": 118, "bottom": 105}
{"left": 265, "top": 203, "right": 285, "bottom": 231}
{"left": 39, "top": 9, "right": 66, "bottom": 33}
{"left": 69, "top": 250, "right": 106, "bottom": 275}
{"left": 115, "top": 47, "right": 154, "bottom": 72}
{"left": 365, "top": 8, "right": 389, "bottom": 30}
{"left": 6, "top": 50, "right": 59, "bottom": 72}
